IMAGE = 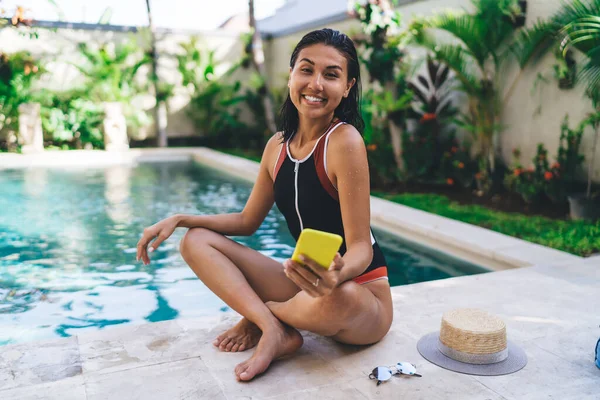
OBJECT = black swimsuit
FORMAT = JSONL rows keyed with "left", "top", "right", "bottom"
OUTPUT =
{"left": 272, "top": 121, "right": 388, "bottom": 284}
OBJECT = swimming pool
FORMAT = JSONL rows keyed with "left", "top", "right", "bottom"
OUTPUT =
{"left": 0, "top": 161, "right": 487, "bottom": 345}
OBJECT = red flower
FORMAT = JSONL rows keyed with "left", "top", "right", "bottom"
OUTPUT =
{"left": 514, "top": 168, "right": 522, "bottom": 177}
{"left": 458, "top": 162, "right": 465, "bottom": 169}
{"left": 446, "top": 178, "right": 454, "bottom": 185}
{"left": 451, "top": 146, "right": 458, "bottom": 153}
{"left": 367, "top": 144, "right": 377, "bottom": 151}
{"left": 551, "top": 162, "right": 561, "bottom": 169}
{"left": 475, "top": 172, "right": 483, "bottom": 180}
{"left": 544, "top": 171, "right": 553, "bottom": 181}
{"left": 420, "top": 113, "right": 437, "bottom": 123}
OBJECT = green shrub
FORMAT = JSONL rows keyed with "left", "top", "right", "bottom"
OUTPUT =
{"left": 36, "top": 90, "right": 104, "bottom": 149}
{"left": 0, "top": 51, "right": 44, "bottom": 148}
{"left": 505, "top": 115, "right": 585, "bottom": 204}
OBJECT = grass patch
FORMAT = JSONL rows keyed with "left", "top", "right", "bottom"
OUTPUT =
{"left": 216, "top": 148, "right": 262, "bottom": 163}
{"left": 373, "top": 192, "right": 600, "bottom": 257}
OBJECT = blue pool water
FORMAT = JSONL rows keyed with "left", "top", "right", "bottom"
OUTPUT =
{"left": 0, "top": 162, "right": 487, "bottom": 345}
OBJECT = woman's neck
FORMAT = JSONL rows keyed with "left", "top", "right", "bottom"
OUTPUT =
{"left": 295, "top": 113, "right": 336, "bottom": 146}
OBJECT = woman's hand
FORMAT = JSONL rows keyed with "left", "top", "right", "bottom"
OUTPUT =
{"left": 283, "top": 253, "right": 345, "bottom": 297}
{"left": 136, "top": 215, "right": 179, "bottom": 265}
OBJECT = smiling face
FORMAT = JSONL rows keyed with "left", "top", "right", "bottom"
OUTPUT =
{"left": 288, "top": 43, "right": 356, "bottom": 121}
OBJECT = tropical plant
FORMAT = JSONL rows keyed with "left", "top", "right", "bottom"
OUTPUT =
{"left": 513, "top": 0, "right": 600, "bottom": 200}
{"left": 75, "top": 39, "right": 152, "bottom": 131}
{"left": 409, "top": 0, "right": 526, "bottom": 192}
{"left": 361, "top": 89, "right": 401, "bottom": 188}
{"left": 0, "top": 52, "right": 44, "bottom": 149}
{"left": 580, "top": 110, "right": 600, "bottom": 198}
{"left": 513, "top": 0, "right": 600, "bottom": 103}
{"left": 36, "top": 89, "right": 104, "bottom": 149}
{"left": 552, "top": 115, "right": 585, "bottom": 199}
{"left": 352, "top": 0, "right": 412, "bottom": 171}
{"left": 176, "top": 36, "right": 218, "bottom": 92}
{"left": 403, "top": 57, "right": 457, "bottom": 180}
{"left": 177, "top": 36, "right": 268, "bottom": 150}
{"left": 187, "top": 80, "right": 250, "bottom": 147}
{"left": 504, "top": 145, "right": 549, "bottom": 204}
{"left": 554, "top": 48, "right": 577, "bottom": 89}
{"left": 440, "top": 137, "right": 479, "bottom": 189}
{"left": 75, "top": 40, "right": 150, "bottom": 103}
{"left": 505, "top": 116, "right": 586, "bottom": 205}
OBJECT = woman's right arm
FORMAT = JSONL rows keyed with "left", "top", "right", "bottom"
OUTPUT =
{"left": 136, "top": 134, "right": 282, "bottom": 263}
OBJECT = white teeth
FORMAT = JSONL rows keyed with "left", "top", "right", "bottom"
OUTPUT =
{"left": 304, "top": 95, "right": 324, "bottom": 102}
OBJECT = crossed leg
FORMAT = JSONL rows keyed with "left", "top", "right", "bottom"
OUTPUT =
{"left": 180, "top": 228, "right": 393, "bottom": 381}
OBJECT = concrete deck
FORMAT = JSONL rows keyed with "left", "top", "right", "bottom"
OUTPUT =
{"left": 1, "top": 256, "right": 598, "bottom": 399}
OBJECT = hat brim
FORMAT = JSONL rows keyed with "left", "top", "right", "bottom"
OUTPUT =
{"left": 417, "top": 332, "right": 527, "bottom": 376}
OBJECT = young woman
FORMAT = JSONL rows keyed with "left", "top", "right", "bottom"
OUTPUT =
{"left": 136, "top": 28, "right": 393, "bottom": 382}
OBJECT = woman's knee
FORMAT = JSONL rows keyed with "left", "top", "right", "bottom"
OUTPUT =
{"left": 179, "top": 227, "right": 215, "bottom": 260}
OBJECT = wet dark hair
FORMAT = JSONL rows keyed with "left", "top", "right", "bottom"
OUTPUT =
{"left": 278, "top": 28, "right": 364, "bottom": 141}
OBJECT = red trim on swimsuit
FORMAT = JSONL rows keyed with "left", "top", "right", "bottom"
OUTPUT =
{"left": 313, "top": 137, "right": 339, "bottom": 201}
{"left": 352, "top": 266, "right": 388, "bottom": 285}
{"left": 273, "top": 141, "right": 287, "bottom": 181}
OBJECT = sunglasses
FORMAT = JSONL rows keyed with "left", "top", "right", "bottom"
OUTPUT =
{"left": 369, "top": 362, "right": 422, "bottom": 385}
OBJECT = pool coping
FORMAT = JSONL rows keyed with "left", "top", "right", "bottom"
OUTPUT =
{"left": 1, "top": 147, "right": 583, "bottom": 271}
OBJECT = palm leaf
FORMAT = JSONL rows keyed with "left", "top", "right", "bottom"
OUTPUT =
{"left": 551, "top": 0, "right": 600, "bottom": 28}
{"left": 560, "top": 13, "right": 600, "bottom": 104}
{"left": 430, "top": 45, "right": 480, "bottom": 93}
{"left": 429, "top": 13, "right": 488, "bottom": 69}
{"left": 512, "top": 2, "right": 596, "bottom": 65}
{"left": 560, "top": 16, "right": 600, "bottom": 54}
{"left": 511, "top": 21, "right": 556, "bottom": 68}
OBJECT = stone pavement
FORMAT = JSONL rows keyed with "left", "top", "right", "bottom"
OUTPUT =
{"left": 1, "top": 257, "right": 598, "bottom": 399}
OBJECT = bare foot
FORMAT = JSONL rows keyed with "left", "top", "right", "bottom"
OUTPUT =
{"left": 234, "top": 323, "right": 303, "bottom": 381}
{"left": 214, "top": 317, "right": 262, "bottom": 352}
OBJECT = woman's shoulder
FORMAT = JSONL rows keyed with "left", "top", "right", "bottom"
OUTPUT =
{"left": 265, "top": 131, "right": 285, "bottom": 151}
{"left": 260, "top": 131, "right": 285, "bottom": 166}
{"left": 329, "top": 123, "right": 364, "bottom": 150}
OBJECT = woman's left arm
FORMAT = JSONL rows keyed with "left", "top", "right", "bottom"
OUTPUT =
{"left": 327, "top": 124, "right": 373, "bottom": 283}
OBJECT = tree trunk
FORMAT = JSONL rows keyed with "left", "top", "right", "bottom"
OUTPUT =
{"left": 145, "top": 0, "right": 168, "bottom": 147}
{"left": 248, "top": 0, "right": 277, "bottom": 134}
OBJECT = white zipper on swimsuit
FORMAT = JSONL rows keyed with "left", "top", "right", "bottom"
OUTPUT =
{"left": 294, "top": 161, "right": 303, "bottom": 230}
{"left": 288, "top": 121, "right": 343, "bottom": 232}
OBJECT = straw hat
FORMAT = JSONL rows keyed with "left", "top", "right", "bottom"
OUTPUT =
{"left": 417, "top": 308, "right": 527, "bottom": 376}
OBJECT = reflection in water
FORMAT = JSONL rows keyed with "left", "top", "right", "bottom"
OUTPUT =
{"left": 0, "top": 162, "right": 485, "bottom": 346}
{"left": 23, "top": 168, "right": 48, "bottom": 198}
{"left": 104, "top": 166, "right": 132, "bottom": 225}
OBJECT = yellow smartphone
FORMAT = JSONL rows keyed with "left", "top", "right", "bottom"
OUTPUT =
{"left": 291, "top": 228, "right": 343, "bottom": 270}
